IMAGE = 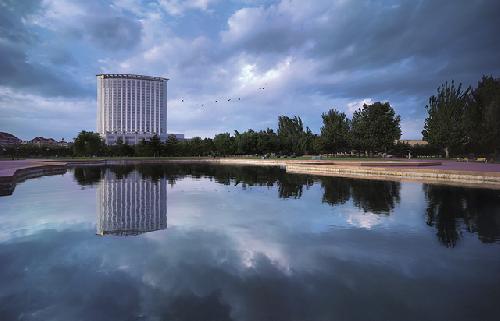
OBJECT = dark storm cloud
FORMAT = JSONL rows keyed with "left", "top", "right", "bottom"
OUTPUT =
{"left": 1, "top": 0, "right": 500, "bottom": 139}
{"left": 0, "top": 0, "right": 142, "bottom": 98}
{"left": 224, "top": 0, "right": 500, "bottom": 97}
{"left": 0, "top": 41, "right": 89, "bottom": 97}
{"left": 85, "top": 16, "right": 143, "bottom": 50}
{"left": 0, "top": 0, "right": 90, "bottom": 97}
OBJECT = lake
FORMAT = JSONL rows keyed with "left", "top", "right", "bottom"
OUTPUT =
{"left": 0, "top": 164, "right": 499, "bottom": 320}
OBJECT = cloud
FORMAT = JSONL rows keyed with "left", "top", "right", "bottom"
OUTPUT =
{"left": 158, "top": 0, "right": 218, "bottom": 15}
{"left": 0, "top": 0, "right": 88, "bottom": 97}
{"left": 1, "top": 0, "right": 499, "bottom": 139}
{"left": 0, "top": 86, "right": 95, "bottom": 140}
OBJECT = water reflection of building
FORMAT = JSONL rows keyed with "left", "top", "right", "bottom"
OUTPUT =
{"left": 97, "top": 170, "right": 167, "bottom": 236}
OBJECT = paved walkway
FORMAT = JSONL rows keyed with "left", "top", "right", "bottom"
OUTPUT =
{"left": 0, "top": 160, "right": 53, "bottom": 177}
{"left": 420, "top": 160, "right": 500, "bottom": 172}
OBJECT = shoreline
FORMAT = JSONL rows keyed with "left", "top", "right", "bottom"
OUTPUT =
{"left": 1, "top": 158, "right": 500, "bottom": 195}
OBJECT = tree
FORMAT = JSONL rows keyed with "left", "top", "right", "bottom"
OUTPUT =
{"left": 351, "top": 102, "right": 401, "bottom": 154}
{"left": 214, "top": 133, "right": 234, "bottom": 156}
{"left": 234, "top": 130, "right": 258, "bottom": 155}
{"left": 255, "top": 128, "right": 279, "bottom": 155}
{"left": 150, "top": 134, "right": 162, "bottom": 157}
{"left": 422, "top": 81, "right": 470, "bottom": 158}
{"left": 299, "top": 127, "right": 317, "bottom": 155}
{"left": 319, "top": 109, "right": 351, "bottom": 153}
{"left": 470, "top": 75, "right": 500, "bottom": 157}
{"left": 135, "top": 138, "right": 152, "bottom": 157}
{"left": 277, "top": 116, "right": 306, "bottom": 155}
{"left": 186, "top": 137, "right": 204, "bottom": 156}
{"left": 73, "top": 131, "right": 105, "bottom": 157}
{"left": 165, "top": 135, "right": 181, "bottom": 156}
{"left": 107, "top": 137, "right": 134, "bottom": 157}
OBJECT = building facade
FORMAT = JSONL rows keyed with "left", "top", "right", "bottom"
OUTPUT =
{"left": 96, "top": 74, "right": 168, "bottom": 145}
{"left": 96, "top": 170, "right": 168, "bottom": 236}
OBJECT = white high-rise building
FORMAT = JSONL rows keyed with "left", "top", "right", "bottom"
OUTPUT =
{"left": 96, "top": 74, "right": 168, "bottom": 145}
{"left": 96, "top": 170, "right": 168, "bottom": 236}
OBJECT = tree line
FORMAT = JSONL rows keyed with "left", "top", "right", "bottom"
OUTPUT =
{"left": 68, "top": 101, "right": 406, "bottom": 158}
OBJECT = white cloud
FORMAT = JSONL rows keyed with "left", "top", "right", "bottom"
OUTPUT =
{"left": 158, "top": 0, "right": 218, "bottom": 15}
{"left": 346, "top": 98, "right": 374, "bottom": 115}
{"left": 0, "top": 86, "right": 95, "bottom": 140}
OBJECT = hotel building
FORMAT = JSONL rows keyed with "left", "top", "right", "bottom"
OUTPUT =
{"left": 96, "top": 74, "right": 168, "bottom": 145}
{"left": 96, "top": 170, "right": 168, "bottom": 236}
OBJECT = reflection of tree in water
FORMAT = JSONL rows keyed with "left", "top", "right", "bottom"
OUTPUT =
{"left": 135, "top": 164, "right": 282, "bottom": 187}
{"left": 320, "top": 177, "right": 351, "bottom": 205}
{"left": 351, "top": 179, "right": 400, "bottom": 214}
{"left": 73, "top": 167, "right": 103, "bottom": 186}
{"left": 320, "top": 176, "right": 401, "bottom": 214}
{"left": 134, "top": 163, "right": 316, "bottom": 199}
{"left": 108, "top": 165, "right": 135, "bottom": 179}
{"left": 424, "top": 184, "right": 500, "bottom": 247}
{"left": 277, "top": 174, "right": 314, "bottom": 199}
{"left": 136, "top": 164, "right": 166, "bottom": 182}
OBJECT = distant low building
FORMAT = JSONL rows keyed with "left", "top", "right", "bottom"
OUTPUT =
{"left": 58, "top": 138, "right": 70, "bottom": 147}
{"left": 397, "top": 140, "right": 428, "bottom": 146}
{"left": 25, "top": 137, "right": 70, "bottom": 147}
{"left": 167, "top": 133, "right": 185, "bottom": 141}
{"left": 31, "top": 137, "right": 57, "bottom": 146}
{"left": 0, "top": 132, "right": 22, "bottom": 146}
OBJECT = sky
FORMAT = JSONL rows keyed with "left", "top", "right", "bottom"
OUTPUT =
{"left": 0, "top": 0, "right": 499, "bottom": 141}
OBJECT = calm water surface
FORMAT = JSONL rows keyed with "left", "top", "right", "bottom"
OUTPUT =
{"left": 1, "top": 164, "right": 500, "bottom": 321}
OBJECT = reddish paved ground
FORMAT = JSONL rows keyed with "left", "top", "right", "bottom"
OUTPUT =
{"left": 0, "top": 160, "right": 48, "bottom": 177}
{"left": 386, "top": 160, "right": 500, "bottom": 172}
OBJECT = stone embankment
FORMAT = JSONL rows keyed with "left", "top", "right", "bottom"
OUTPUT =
{"left": 0, "top": 160, "right": 67, "bottom": 196}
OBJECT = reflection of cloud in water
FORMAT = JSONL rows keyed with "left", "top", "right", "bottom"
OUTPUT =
{"left": 1, "top": 164, "right": 500, "bottom": 319}
{"left": 2, "top": 226, "right": 498, "bottom": 321}
{"left": 97, "top": 170, "right": 167, "bottom": 236}
{"left": 344, "top": 209, "right": 382, "bottom": 229}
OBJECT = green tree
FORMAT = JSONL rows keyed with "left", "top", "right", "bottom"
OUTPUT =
{"left": 277, "top": 116, "right": 306, "bottom": 155}
{"left": 186, "top": 137, "right": 205, "bottom": 156}
{"left": 422, "top": 81, "right": 470, "bottom": 158}
{"left": 135, "top": 139, "right": 151, "bottom": 157}
{"left": 255, "top": 128, "right": 279, "bottom": 155}
{"left": 299, "top": 127, "right": 317, "bottom": 155}
{"left": 202, "top": 138, "right": 215, "bottom": 157}
{"left": 164, "top": 135, "right": 181, "bottom": 156}
{"left": 470, "top": 75, "right": 500, "bottom": 157}
{"left": 319, "top": 109, "right": 351, "bottom": 153}
{"left": 73, "top": 131, "right": 105, "bottom": 157}
{"left": 150, "top": 134, "right": 162, "bottom": 157}
{"left": 351, "top": 102, "right": 401, "bottom": 154}
{"left": 234, "top": 130, "right": 258, "bottom": 155}
{"left": 214, "top": 133, "right": 234, "bottom": 156}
